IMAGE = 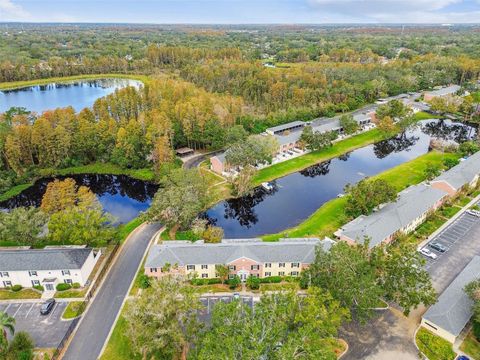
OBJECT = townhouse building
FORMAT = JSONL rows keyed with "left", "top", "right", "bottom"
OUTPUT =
{"left": 144, "top": 238, "right": 335, "bottom": 281}
{"left": 0, "top": 247, "right": 100, "bottom": 291}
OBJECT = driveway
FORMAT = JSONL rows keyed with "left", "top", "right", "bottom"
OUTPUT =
{"left": 340, "top": 207, "right": 480, "bottom": 359}
{"left": 63, "top": 222, "right": 162, "bottom": 360}
{"left": 183, "top": 150, "right": 223, "bottom": 169}
{"left": 0, "top": 301, "right": 71, "bottom": 348}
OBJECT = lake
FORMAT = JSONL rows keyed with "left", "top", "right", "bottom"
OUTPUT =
{"left": 0, "top": 78, "right": 142, "bottom": 113}
{"left": 0, "top": 174, "right": 158, "bottom": 224}
{"left": 204, "top": 120, "right": 476, "bottom": 238}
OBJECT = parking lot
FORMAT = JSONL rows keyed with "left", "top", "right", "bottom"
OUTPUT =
{"left": 421, "top": 210, "right": 480, "bottom": 272}
{"left": 0, "top": 301, "right": 73, "bottom": 348}
{"left": 198, "top": 295, "right": 254, "bottom": 322}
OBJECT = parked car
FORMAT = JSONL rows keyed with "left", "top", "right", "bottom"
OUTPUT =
{"left": 457, "top": 356, "right": 470, "bottom": 360}
{"left": 429, "top": 242, "right": 447, "bottom": 253}
{"left": 419, "top": 248, "right": 437, "bottom": 260}
{"left": 40, "top": 298, "right": 56, "bottom": 315}
{"left": 467, "top": 209, "right": 480, "bottom": 217}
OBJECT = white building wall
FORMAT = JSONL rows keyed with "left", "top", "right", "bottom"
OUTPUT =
{"left": 420, "top": 319, "right": 457, "bottom": 343}
{"left": 79, "top": 250, "right": 100, "bottom": 286}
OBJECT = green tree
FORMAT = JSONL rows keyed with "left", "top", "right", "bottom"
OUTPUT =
{"left": 229, "top": 165, "right": 257, "bottom": 197}
{"left": 424, "top": 163, "right": 441, "bottom": 181}
{"left": 300, "top": 126, "right": 336, "bottom": 151}
{"left": 225, "top": 135, "right": 279, "bottom": 167}
{"left": 145, "top": 168, "right": 209, "bottom": 237}
{"left": 376, "top": 100, "right": 411, "bottom": 120}
{"left": 194, "top": 288, "right": 348, "bottom": 360}
{"left": 202, "top": 225, "right": 224, "bottom": 243}
{"left": 0, "top": 311, "right": 15, "bottom": 353}
{"left": 124, "top": 275, "right": 203, "bottom": 359}
{"left": 246, "top": 275, "right": 260, "bottom": 290}
{"left": 339, "top": 114, "right": 359, "bottom": 135}
{"left": 0, "top": 207, "right": 48, "bottom": 246}
{"left": 443, "top": 157, "right": 459, "bottom": 169}
{"left": 40, "top": 178, "right": 97, "bottom": 215}
{"left": 344, "top": 178, "right": 398, "bottom": 217}
{"left": 228, "top": 275, "right": 241, "bottom": 289}
{"left": 458, "top": 141, "right": 479, "bottom": 156}
{"left": 215, "top": 264, "right": 229, "bottom": 284}
{"left": 6, "top": 331, "right": 34, "bottom": 360}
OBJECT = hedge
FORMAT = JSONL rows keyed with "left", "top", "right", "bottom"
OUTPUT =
{"left": 416, "top": 328, "right": 456, "bottom": 360}
{"left": 33, "top": 285, "right": 44, "bottom": 292}
{"left": 259, "top": 276, "right": 282, "bottom": 284}
{"left": 191, "top": 278, "right": 222, "bottom": 286}
{"left": 11, "top": 285, "right": 22, "bottom": 292}
{"left": 56, "top": 283, "right": 72, "bottom": 291}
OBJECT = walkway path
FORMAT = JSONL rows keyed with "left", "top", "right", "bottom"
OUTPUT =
{"left": 62, "top": 222, "right": 162, "bottom": 360}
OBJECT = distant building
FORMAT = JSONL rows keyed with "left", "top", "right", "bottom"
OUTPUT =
{"left": 0, "top": 247, "right": 100, "bottom": 290}
{"left": 265, "top": 121, "right": 306, "bottom": 135}
{"left": 421, "top": 256, "right": 480, "bottom": 343}
{"left": 424, "top": 85, "right": 461, "bottom": 102}
{"left": 145, "top": 238, "right": 334, "bottom": 282}
{"left": 175, "top": 147, "right": 195, "bottom": 157}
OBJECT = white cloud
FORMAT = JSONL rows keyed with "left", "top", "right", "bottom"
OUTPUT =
{"left": 0, "top": 0, "right": 31, "bottom": 21}
{"left": 307, "top": 0, "right": 479, "bottom": 23}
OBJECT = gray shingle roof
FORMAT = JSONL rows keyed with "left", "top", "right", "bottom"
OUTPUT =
{"left": 275, "top": 130, "right": 302, "bottom": 146}
{"left": 266, "top": 121, "right": 305, "bottom": 134}
{"left": 432, "top": 151, "right": 480, "bottom": 190}
{"left": 145, "top": 238, "right": 334, "bottom": 268}
{"left": 423, "top": 256, "right": 480, "bottom": 336}
{"left": 0, "top": 248, "right": 93, "bottom": 271}
{"left": 339, "top": 184, "right": 448, "bottom": 248}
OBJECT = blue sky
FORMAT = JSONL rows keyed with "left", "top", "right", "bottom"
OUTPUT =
{"left": 1, "top": 0, "right": 480, "bottom": 23}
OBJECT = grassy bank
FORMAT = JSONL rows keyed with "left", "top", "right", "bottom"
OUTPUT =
{"left": 460, "top": 330, "right": 480, "bottom": 359}
{"left": 62, "top": 301, "right": 86, "bottom": 320}
{"left": 253, "top": 111, "right": 437, "bottom": 185}
{"left": 0, "top": 183, "right": 33, "bottom": 202}
{"left": 415, "top": 328, "right": 456, "bottom": 360}
{"left": 0, "top": 73, "right": 149, "bottom": 91}
{"left": 262, "top": 151, "right": 460, "bottom": 241}
{"left": 101, "top": 313, "right": 139, "bottom": 360}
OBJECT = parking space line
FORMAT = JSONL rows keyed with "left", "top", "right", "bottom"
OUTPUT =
{"left": 4, "top": 304, "right": 11, "bottom": 313}
{"left": 12, "top": 304, "right": 22, "bottom": 318}
{"left": 48, "top": 303, "right": 58, "bottom": 319}
{"left": 25, "top": 303, "right": 34, "bottom": 318}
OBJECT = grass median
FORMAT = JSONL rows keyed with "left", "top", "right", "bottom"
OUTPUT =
{"left": 262, "top": 151, "right": 460, "bottom": 241}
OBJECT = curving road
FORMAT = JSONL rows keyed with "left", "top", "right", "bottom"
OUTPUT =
{"left": 63, "top": 222, "right": 162, "bottom": 360}
{"left": 183, "top": 150, "right": 223, "bottom": 169}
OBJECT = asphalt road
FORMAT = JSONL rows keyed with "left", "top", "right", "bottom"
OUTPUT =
{"left": 183, "top": 150, "right": 223, "bottom": 169}
{"left": 0, "top": 301, "right": 71, "bottom": 348}
{"left": 63, "top": 222, "right": 162, "bottom": 360}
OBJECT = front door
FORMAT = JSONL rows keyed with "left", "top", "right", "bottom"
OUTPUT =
{"left": 45, "top": 284, "right": 54, "bottom": 291}
{"left": 238, "top": 270, "right": 249, "bottom": 282}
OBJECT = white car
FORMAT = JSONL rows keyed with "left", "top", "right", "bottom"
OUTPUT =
{"left": 419, "top": 248, "right": 438, "bottom": 260}
{"left": 467, "top": 209, "right": 480, "bottom": 217}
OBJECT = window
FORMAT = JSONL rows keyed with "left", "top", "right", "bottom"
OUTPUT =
{"left": 251, "top": 265, "right": 259, "bottom": 270}
{"left": 65, "top": 279, "right": 73, "bottom": 284}
{"left": 201, "top": 265, "right": 208, "bottom": 270}
{"left": 279, "top": 271, "right": 285, "bottom": 276}
{"left": 265, "top": 272, "right": 271, "bottom": 277}
{"left": 31, "top": 280, "right": 40, "bottom": 286}
{"left": 0, "top": 272, "right": 9, "bottom": 277}
{"left": 202, "top": 273, "right": 208, "bottom": 278}
{"left": 229, "top": 265, "right": 236, "bottom": 271}
{"left": 62, "top": 270, "right": 71, "bottom": 276}
{"left": 279, "top": 263, "right": 285, "bottom": 268}
{"left": 187, "top": 265, "right": 195, "bottom": 271}
{"left": 264, "top": 263, "right": 271, "bottom": 268}
{"left": 291, "top": 263, "right": 299, "bottom": 268}
{"left": 290, "top": 271, "right": 299, "bottom": 277}
{"left": 228, "top": 274, "right": 235, "bottom": 280}
{"left": 3, "top": 281, "right": 12, "bottom": 287}
{"left": 254, "top": 274, "right": 260, "bottom": 278}
{"left": 28, "top": 271, "right": 38, "bottom": 277}
{"left": 150, "top": 268, "right": 157, "bottom": 273}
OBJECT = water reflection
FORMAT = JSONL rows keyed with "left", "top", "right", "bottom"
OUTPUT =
{"left": 0, "top": 174, "right": 158, "bottom": 224}
{"left": 205, "top": 119, "right": 477, "bottom": 238}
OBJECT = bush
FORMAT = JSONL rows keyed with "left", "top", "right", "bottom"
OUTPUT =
{"left": 191, "top": 278, "right": 221, "bottom": 286}
{"left": 11, "top": 285, "right": 22, "bottom": 292}
{"left": 72, "top": 282, "right": 80, "bottom": 289}
{"left": 138, "top": 274, "right": 151, "bottom": 289}
{"left": 473, "top": 321, "right": 480, "bottom": 341}
{"left": 56, "top": 283, "right": 72, "bottom": 291}
{"left": 202, "top": 225, "right": 224, "bottom": 243}
{"left": 7, "top": 331, "right": 34, "bottom": 360}
{"left": 228, "top": 275, "right": 240, "bottom": 289}
{"left": 259, "top": 276, "right": 282, "bottom": 284}
{"left": 416, "top": 328, "right": 455, "bottom": 360}
{"left": 33, "top": 285, "right": 44, "bottom": 292}
{"left": 246, "top": 275, "right": 260, "bottom": 290}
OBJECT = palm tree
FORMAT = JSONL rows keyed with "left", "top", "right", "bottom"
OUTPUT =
{"left": 0, "top": 311, "right": 15, "bottom": 341}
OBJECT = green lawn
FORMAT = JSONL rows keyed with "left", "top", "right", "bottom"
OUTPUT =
{"left": 101, "top": 314, "right": 139, "bottom": 360}
{"left": 260, "top": 282, "right": 299, "bottom": 292}
{"left": 262, "top": 151, "right": 460, "bottom": 240}
{"left": 54, "top": 288, "right": 87, "bottom": 299}
{"left": 62, "top": 301, "right": 85, "bottom": 320}
{"left": 415, "top": 328, "right": 456, "bottom": 360}
{"left": 0, "top": 289, "right": 41, "bottom": 300}
{"left": 460, "top": 330, "right": 480, "bottom": 359}
{"left": 0, "top": 73, "right": 149, "bottom": 91}
{"left": 0, "top": 183, "right": 33, "bottom": 202}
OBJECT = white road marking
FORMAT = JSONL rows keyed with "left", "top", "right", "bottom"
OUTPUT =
{"left": 12, "top": 303, "right": 22, "bottom": 318}
{"left": 25, "top": 303, "right": 34, "bottom": 318}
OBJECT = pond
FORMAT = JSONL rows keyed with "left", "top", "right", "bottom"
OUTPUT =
{"left": 0, "top": 78, "right": 142, "bottom": 113}
{"left": 204, "top": 120, "right": 476, "bottom": 238}
{"left": 0, "top": 174, "right": 158, "bottom": 224}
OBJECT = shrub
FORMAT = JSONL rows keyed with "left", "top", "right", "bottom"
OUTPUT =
{"left": 33, "top": 285, "right": 44, "bottom": 292}
{"left": 246, "top": 275, "right": 260, "bottom": 290}
{"left": 11, "top": 285, "right": 22, "bottom": 292}
{"left": 228, "top": 275, "right": 240, "bottom": 289}
{"left": 473, "top": 321, "right": 480, "bottom": 341}
{"left": 259, "top": 276, "right": 282, "bottom": 284}
{"left": 191, "top": 278, "right": 221, "bottom": 286}
{"left": 202, "top": 225, "right": 224, "bottom": 243}
{"left": 138, "top": 274, "right": 151, "bottom": 289}
{"left": 7, "top": 331, "right": 34, "bottom": 360}
{"left": 56, "top": 283, "right": 72, "bottom": 291}
{"left": 72, "top": 282, "right": 81, "bottom": 289}
{"left": 416, "top": 328, "right": 455, "bottom": 360}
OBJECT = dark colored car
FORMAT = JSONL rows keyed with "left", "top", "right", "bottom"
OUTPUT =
{"left": 429, "top": 242, "right": 447, "bottom": 253}
{"left": 457, "top": 356, "right": 470, "bottom": 360}
{"left": 40, "top": 298, "right": 56, "bottom": 315}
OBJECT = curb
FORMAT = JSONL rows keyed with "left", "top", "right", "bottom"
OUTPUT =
{"left": 418, "top": 193, "right": 480, "bottom": 249}
{"left": 97, "top": 224, "right": 165, "bottom": 358}
{"left": 337, "top": 338, "right": 349, "bottom": 359}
